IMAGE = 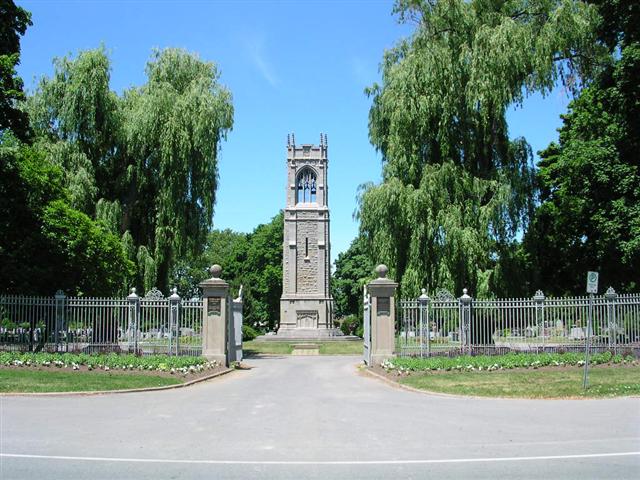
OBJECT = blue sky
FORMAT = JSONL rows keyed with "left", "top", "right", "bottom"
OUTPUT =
{"left": 17, "top": 0, "right": 570, "bottom": 260}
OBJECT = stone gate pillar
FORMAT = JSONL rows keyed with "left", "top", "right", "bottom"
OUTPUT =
{"left": 367, "top": 264, "right": 398, "bottom": 364}
{"left": 199, "top": 265, "right": 229, "bottom": 365}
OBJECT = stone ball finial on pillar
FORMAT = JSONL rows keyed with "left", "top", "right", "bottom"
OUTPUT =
{"left": 419, "top": 288, "right": 429, "bottom": 305}
{"left": 460, "top": 288, "right": 472, "bottom": 304}
{"left": 375, "top": 264, "right": 388, "bottom": 279}
{"left": 210, "top": 264, "right": 222, "bottom": 279}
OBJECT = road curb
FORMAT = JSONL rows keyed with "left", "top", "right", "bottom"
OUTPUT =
{"left": 0, "top": 367, "right": 235, "bottom": 397}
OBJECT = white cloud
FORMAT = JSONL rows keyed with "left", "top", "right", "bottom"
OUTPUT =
{"left": 244, "top": 33, "right": 278, "bottom": 87}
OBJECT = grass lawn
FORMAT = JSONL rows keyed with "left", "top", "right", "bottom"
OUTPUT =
{"left": 399, "top": 365, "right": 640, "bottom": 398}
{"left": 318, "top": 341, "right": 363, "bottom": 355}
{"left": 0, "top": 369, "right": 183, "bottom": 393}
{"left": 244, "top": 340, "right": 363, "bottom": 356}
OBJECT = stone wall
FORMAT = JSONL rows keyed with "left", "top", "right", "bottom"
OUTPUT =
{"left": 296, "top": 218, "right": 318, "bottom": 293}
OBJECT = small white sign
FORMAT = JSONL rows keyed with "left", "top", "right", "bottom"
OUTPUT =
{"left": 586, "top": 271, "right": 599, "bottom": 294}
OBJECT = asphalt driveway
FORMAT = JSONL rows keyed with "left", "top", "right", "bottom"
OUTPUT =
{"left": 1, "top": 355, "right": 638, "bottom": 479}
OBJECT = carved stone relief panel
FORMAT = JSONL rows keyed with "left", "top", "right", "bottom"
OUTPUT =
{"left": 296, "top": 310, "right": 318, "bottom": 329}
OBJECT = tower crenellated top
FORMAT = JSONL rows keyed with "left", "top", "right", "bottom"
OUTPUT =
{"left": 286, "top": 133, "right": 328, "bottom": 162}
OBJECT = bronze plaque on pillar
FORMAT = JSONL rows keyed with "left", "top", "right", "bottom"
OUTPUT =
{"left": 377, "top": 297, "right": 390, "bottom": 316}
{"left": 207, "top": 297, "right": 221, "bottom": 316}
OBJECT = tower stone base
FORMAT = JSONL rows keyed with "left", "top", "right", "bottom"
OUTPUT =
{"left": 277, "top": 296, "right": 342, "bottom": 338}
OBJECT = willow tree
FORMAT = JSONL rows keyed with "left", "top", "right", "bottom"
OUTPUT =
{"left": 121, "top": 49, "right": 234, "bottom": 290}
{"left": 26, "top": 46, "right": 119, "bottom": 213}
{"left": 358, "top": 0, "right": 601, "bottom": 298}
{"left": 27, "top": 47, "right": 233, "bottom": 292}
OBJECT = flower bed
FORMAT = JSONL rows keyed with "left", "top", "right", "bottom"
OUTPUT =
{"left": 382, "top": 351, "right": 636, "bottom": 375}
{"left": 0, "top": 352, "right": 218, "bottom": 376}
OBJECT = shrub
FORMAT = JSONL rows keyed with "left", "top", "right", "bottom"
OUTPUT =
{"left": 339, "top": 315, "right": 361, "bottom": 336}
{"left": 41, "top": 200, "right": 134, "bottom": 296}
{"left": 242, "top": 324, "right": 259, "bottom": 341}
{"left": 0, "top": 144, "right": 133, "bottom": 296}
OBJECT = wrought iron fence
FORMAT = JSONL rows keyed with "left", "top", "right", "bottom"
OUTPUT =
{"left": 398, "top": 287, "right": 640, "bottom": 357}
{"left": 0, "top": 288, "right": 204, "bottom": 356}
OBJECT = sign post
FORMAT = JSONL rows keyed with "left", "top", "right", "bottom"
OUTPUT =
{"left": 583, "top": 271, "right": 598, "bottom": 389}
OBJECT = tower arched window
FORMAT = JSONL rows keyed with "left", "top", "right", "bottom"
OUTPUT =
{"left": 296, "top": 168, "right": 317, "bottom": 204}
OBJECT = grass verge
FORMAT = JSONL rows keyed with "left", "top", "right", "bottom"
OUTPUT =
{"left": 318, "top": 341, "right": 363, "bottom": 355}
{"left": 0, "top": 369, "right": 182, "bottom": 393}
{"left": 398, "top": 365, "right": 640, "bottom": 398}
{"left": 243, "top": 340, "right": 363, "bottom": 356}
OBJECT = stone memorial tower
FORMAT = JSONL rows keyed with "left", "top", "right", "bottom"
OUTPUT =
{"left": 278, "top": 133, "right": 338, "bottom": 338}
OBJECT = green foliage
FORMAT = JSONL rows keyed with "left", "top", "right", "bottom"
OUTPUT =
{"left": 121, "top": 48, "right": 234, "bottom": 288}
{"left": 95, "top": 198, "right": 122, "bottom": 234}
{"left": 589, "top": 0, "right": 640, "bottom": 50}
{"left": 26, "top": 46, "right": 234, "bottom": 293}
{"left": 0, "top": 141, "right": 64, "bottom": 293}
{"left": 339, "top": 315, "right": 361, "bottom": 336}
{"left": 170, "top": 228, "right": 248, "bottom": 299}
{"left": 27, "top": 46, "right": 118, "bottom": 204}
{"left": 0, "top": 1, "right": 32, "bottom": 140}
{"left": 41, "top": 200, "right": 134, "bottom": 296}
{"left": 240, "top": 212, "right": 284, "bottom": 330}
{"left": 41, "top": 140, "right": 98, "bottom": 212}
{"left": 527, "top": 43, "right": 640, "bottom": 293}
{"left": 170, "top": 212, "right": 283, "bottom": 331}
{"left": 242, "top": 324, "right": 259, "bottom": 341}
{"left": 359, "top": 0, "right": 601, "bottom": 298}
{"left": 387, "top": 351, "right": 632, "bottom": 372}
{"left": 332, "top": 235, "right": 375, "bottom": 318}
{"left": 205, "top": 229, "right": 250, "bottom": 271}
{"left": 136, "top": 245, "right": 157, "bottom": 294}
{"left": 0, "top": 140, "right": 132, "bottom": 295}
{"left": 218, "top": 213, "right": 283, "bottom": 331}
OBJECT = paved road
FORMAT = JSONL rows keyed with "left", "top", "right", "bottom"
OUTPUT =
{"left": 1, "top": 356, "right": 639, "bottom": 479}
